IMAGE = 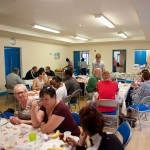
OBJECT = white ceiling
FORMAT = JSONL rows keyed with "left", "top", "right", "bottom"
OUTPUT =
{"left": 0, "top": 0, "right": 150, "bottom": 45}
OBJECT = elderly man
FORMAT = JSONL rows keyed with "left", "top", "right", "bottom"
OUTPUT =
{"left": 86, "top": 68, "right": 102, "bottom": 100}
{"left": 6, "top": 68, "right": 23, "bottom": 87}
{"left": 92, "top": 53, "right": 105, "bottom": 74}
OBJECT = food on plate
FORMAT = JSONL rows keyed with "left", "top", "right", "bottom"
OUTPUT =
{"left": 47, "top": 148, "right": 64, "bottom": 150}
{"left": 50, "top": 130, "right": 60, "bottom": 139}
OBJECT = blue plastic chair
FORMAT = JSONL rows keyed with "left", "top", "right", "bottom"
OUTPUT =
{"left": 117, "top": 80, "right": 126, "bottom": 83}
{"left": 96, "top": 99, "right": 119, "bottom": 128}
{"left": 129, "top": 96, "right": 150, "bottom": 131}
{"left": 115, "top": 121, "right": 132, "bottom": 148}
{"left": 126, "top": 80, "right": 134, "bottom": 83}
{"left": 0, "top": 112, "right": 14, "bottom": 119}
{"left": 72, "top": 112, "right": 81, "bottom": 126}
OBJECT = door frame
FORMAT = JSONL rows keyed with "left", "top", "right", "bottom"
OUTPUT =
{"left": 112, "top": 49, "right": 126, "bottom": 73}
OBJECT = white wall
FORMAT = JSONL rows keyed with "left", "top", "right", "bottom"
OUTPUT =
{"left": 0, "top": 37, "right": 71, "bottom": 92}
{"left": 70, "top": 41, "right": 150, "bottom": 74}
{"left": 1, "top": 37, "right": 150, "bottom": 93}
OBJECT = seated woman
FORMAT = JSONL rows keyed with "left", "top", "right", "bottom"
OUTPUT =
{"left": 10, "top": 84, "right": 38, "bottom": 124}
{"left": 50, "top": 76, "right": 67, "bottom": 101}
{"left": 32, "top": 67, "right": 47, "bottom": 90}
{"left": 66, "top": 105, "right": 124, "bottom": 150}
{"left": 31, "top": 85, "right": 80, "bottom": 136}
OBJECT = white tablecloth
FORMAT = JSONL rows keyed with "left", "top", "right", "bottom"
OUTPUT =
{"left": 0, "top": 121, "right": 77, "bottom": 150}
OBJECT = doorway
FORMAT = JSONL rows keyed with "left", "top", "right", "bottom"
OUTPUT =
{"left": 112, "top": 50, "right": 126, "bottom": 73}
{"left": 4, "top": 47, "right": 21, "bottom": 77}
{"left": 74, "top": 51, "right": 90, "bottom": 75}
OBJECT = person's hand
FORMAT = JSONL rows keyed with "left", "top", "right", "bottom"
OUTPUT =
{"left": 10, "top": 116, "right": 22, "bottom": 124}
{"left": 31, "top": 100, "right": 39, "bottom": 111}
{"left": 79, "top": 131, "right": 87, "bottom": 146}
{"left": 64, "top": 137, "right": 78, "bottom": 148}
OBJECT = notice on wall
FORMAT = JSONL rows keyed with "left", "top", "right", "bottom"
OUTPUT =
{"left": 54, "top": 52, "right": 60, "bottom": 59}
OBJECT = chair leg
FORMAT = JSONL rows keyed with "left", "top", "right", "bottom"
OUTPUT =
{"left": 78, "top": 102, "right": 80, "bottom": 111}
{"left": 5, "top": 94, "right": 8, "bottom": 105}
{"left": 145, "top": 113, "right": 147, "bottom": 121}
{"left": 138, "top": 112, "right": 142, "bottom": 131}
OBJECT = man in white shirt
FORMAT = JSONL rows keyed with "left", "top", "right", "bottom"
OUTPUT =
{"left": 50, "top": 76, "right": 67, "bottom": 101}
{"left": 92, "top": 53, "right": 105, "bottom": 74}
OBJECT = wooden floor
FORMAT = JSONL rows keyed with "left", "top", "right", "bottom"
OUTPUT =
{"left": 0, "top": 95, "right": 150, "bottom": 150}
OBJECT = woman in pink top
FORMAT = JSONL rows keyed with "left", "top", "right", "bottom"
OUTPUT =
{"left": 97, "top": 71, "right": 118, "bottom": 112}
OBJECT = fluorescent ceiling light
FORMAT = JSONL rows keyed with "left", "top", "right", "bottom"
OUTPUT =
{"left": 33, "top": 24, "right": 60, "bottom": 33}
{"left": 118, "top": 32, "right": 128, "bottom": 38}
{"left": 75, "top": 36, "right": 88, "bottom": 41}
{"left": 95, "top": 15, "right": 115, "bottom": 28}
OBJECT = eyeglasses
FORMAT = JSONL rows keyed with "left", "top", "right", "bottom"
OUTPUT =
{"left": 15, "top": 91, "right": 26, "bottom": 96}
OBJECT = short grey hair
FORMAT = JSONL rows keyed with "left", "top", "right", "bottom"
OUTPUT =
{"left": 14, "top": 84, "right": 28, "bottom": 93}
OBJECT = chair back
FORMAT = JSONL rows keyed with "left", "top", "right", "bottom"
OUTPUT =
{"left": 72, "top": 89, "right": 81, "bottom": 99}
{"left": 140, "top": 96, "right": 150, "bottom": 104}
{"left": 115, "top": 121, "right": 132, "bottom": 148}
{"left": 5, "top": 84, "right": 14, "bottom": 94}
{"left": 72, "top": 112, "right": 81, "bottom": 126}
{"left": 96, "top": 99, "right": 118, "bottom": 107}
{"left": 62, "top": 95, "right": 72, "bottom": 103}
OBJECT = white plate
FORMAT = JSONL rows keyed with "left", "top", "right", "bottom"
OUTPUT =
{"left": 0, "top": 118, "right": 8, "bottom": 126}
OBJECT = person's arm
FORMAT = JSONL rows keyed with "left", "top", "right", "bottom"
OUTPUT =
{"left": 40, "top": 114, "right": 65, "bottom": 133}
{"left": 31, "top": 100, "right": 44, "bottom": 127}
{"left": 9, "top": 116, "right": 32, "bottom": 125}
{"left": 32, "top": 79, "right": 41, "bottom": 90}
{"left": 16, "top": 75, "right": 23, "bottom": 84}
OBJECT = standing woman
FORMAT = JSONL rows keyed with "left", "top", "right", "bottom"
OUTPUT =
{"left": 64, "top": 58, "right": 73, "bottom": 70}
{"left": 80, "top": 58, "right": 87, "bottom": 75}
{"left": 32, "top": 67, "right": 47, "bottom": 90}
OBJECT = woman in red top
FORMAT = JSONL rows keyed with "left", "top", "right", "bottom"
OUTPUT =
{"left": 97, "top": 71, "right": 118, "bottom": 112}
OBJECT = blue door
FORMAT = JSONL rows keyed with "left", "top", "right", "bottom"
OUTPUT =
{"left": 4, "top": 47, "right": 21, "bottom": 77}
{"left": 74, "top": 51, "right": 80, "bottom": 75}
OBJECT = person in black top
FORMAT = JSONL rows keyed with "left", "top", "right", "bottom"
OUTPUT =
{"left": 45, "top": 66, "right": 55, "bottom": 77}
{"left": 66, "top": 105, "right": 124, "bottom": 150}
{"left": 25, "top": 66, "right": 38, "bottom": 80}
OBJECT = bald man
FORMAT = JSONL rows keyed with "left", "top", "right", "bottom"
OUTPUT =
{"left": 86, "top": 68, "right": 102, "bottom": 99}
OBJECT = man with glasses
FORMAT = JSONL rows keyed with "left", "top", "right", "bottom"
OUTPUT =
{"left": 92, "top": 53, "right": 105, "bottom": 74}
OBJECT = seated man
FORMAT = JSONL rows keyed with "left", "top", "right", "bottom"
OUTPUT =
{"left": 132, "top": 71, "right": 150, "bottom": 104}
{"left": 25, "top": 66, "right": 38, "bottom": 80}
{"left": 97, "top": 71, "right": 118, "bottom": 112}
{"left": 86, "top": 68, "right": 102, "bottom": 99}
{"left": 6, "top": 68, "right": 23, "bottom": 89}
{"left": 50, "top": 76, "right": 67, "bottom": 101}
{"left": 64, "top": 69, "right": 80, "bottom": 103}
{"left": 45, "top": 66, "right": 55, "bottom": 77}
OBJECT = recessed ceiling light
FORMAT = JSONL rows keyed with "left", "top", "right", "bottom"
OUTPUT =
{"left": 33, "top": 24, "right": 60, "bottom": 33}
